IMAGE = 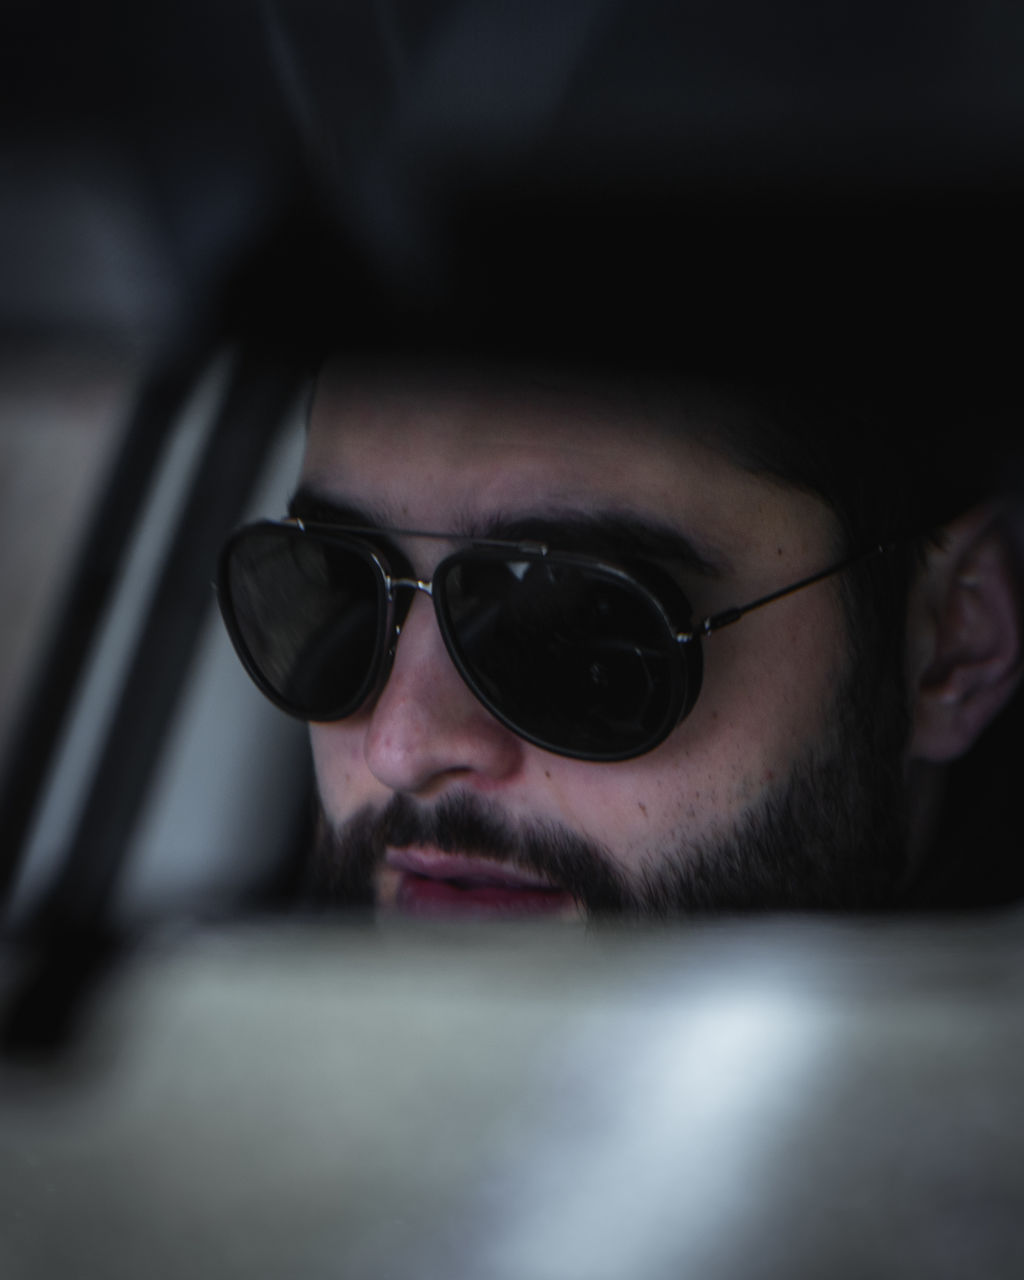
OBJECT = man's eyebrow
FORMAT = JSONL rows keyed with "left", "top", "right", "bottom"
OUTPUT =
{"left": 287, "top": 486, "right": 386, "bottom": 529}
{"left": 480, "top": 513, "right": 727, "bottom": 577}
{"left": 287, "top": 485, "right": 725, "bottom": 577}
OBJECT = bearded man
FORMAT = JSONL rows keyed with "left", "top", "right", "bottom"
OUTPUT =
{"left": 218, "top": 359, "right": 1022, "bottom": 918}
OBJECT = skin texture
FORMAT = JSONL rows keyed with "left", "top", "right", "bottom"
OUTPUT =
{"left": 297, "top": 367, "right": 907, "bottom": 917}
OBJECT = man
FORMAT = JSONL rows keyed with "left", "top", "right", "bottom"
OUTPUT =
{"left": 218, "top": 357, "right": 1022, "bottom": 918}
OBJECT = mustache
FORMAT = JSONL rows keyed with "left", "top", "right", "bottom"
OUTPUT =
{"left": 310, "top": 792, "right": 633, "bottom": 914}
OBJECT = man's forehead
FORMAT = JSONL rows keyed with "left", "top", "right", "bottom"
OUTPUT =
{"left": 310, "top": 356, "right": 748, "bottom": 437}
{"left": 301, "top": 360, "right": 839, "bottom": 568}
{"left": 305, "top": 359, "right": 765, "bottom": 482}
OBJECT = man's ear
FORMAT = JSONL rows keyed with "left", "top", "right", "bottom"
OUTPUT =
{"left": 908, "top": 505, "right": 1023, "bottom": 763}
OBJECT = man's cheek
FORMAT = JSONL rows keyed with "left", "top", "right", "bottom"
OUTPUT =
{"left": 535, "top": 765, "right": 676, "bottom": 869}
{"left": 310, "top": 724, "right": 380, "bottom": 820}
{"left": 542, "top": 738, "right": 769, "bottom": 875}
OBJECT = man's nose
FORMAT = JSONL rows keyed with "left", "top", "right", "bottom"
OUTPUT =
{"left": 362, "top": 593, "right": 524, "bottom": 794}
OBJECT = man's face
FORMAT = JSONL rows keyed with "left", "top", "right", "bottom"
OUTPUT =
{"left": 298, "top": 367, "right": 910, "bottom": 918}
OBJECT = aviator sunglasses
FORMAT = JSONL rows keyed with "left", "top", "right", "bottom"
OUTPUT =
{"left": 217, "top": 519, "right": 888, "bottom": 762}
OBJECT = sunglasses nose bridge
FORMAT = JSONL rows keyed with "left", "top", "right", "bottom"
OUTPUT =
{"left": 387, "top": 573, "right": 434, "bottom": 600}
{"left": 383, "top": 573, "right": 438, "bottom": 652}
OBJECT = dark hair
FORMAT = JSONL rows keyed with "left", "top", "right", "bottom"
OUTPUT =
{"left": 639, "top": 377, "right": 943, "bottom": 700}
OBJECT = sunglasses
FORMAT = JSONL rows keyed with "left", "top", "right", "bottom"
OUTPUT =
{"left": 217, "top": 519, "right": 887, "bottom": 762}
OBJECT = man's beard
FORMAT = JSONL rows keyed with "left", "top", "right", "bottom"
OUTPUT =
{"left": 304, "top": 642, "right": 913, "bottom": 917}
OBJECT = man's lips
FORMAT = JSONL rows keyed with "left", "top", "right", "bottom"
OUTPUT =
{"left": 382, "top": 846, "right": 577, "bottom": 919}
{"left": 385, "top": 846, "right": 560, "bottom": 890}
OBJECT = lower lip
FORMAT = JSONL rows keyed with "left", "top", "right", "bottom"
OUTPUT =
{"left": 391, "top": 872, "right": 577, "bottom": 921}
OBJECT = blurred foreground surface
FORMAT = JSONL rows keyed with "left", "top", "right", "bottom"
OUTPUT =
{"left": 2, "top": 914, "right": 1023, "bottom": 1280}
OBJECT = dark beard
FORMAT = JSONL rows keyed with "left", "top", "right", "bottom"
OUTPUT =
{"left": 304, "top": 642, "right": 912, "bottom": 917}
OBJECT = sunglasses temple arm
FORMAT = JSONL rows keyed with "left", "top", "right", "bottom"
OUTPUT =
{"left": 690, "top": 542, "right": 894, "bottom": 640}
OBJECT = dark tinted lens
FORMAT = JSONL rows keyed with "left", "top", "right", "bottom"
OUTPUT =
{"left": 221, "top": 525, "right": 385, "bottom": 719}
{"left": 437, "top": 551, "right": 683, "bottom": 759}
